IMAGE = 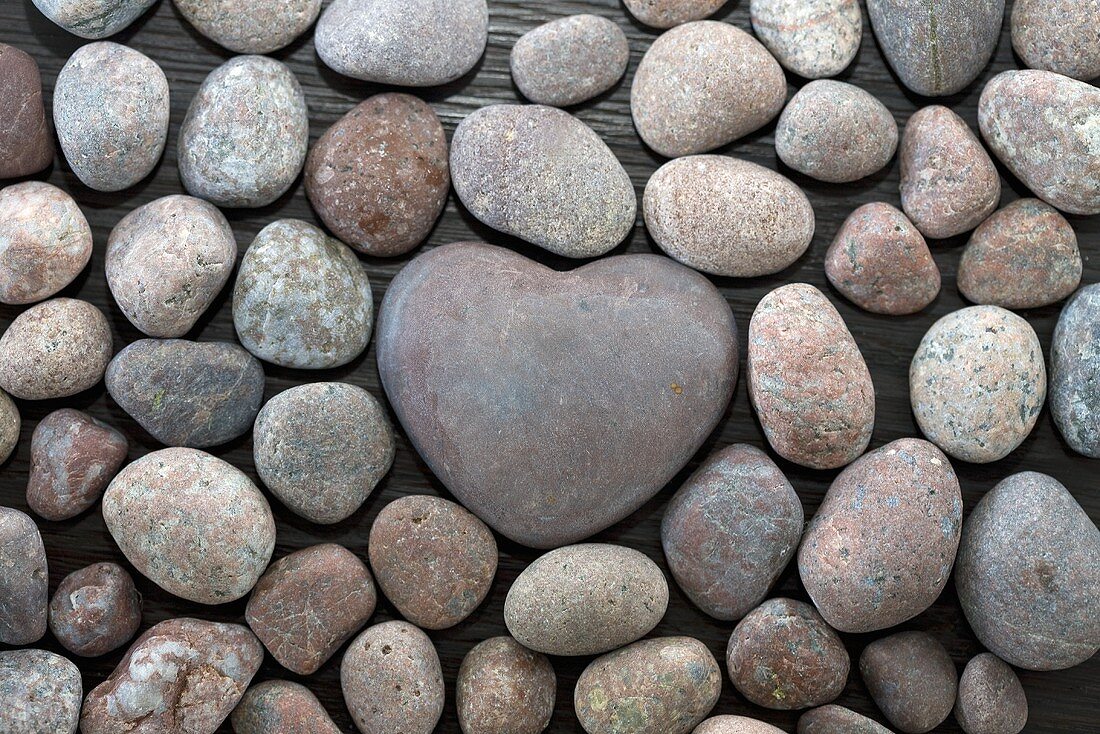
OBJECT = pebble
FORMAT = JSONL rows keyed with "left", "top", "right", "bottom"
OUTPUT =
{"left": 632, "top": 21, "right": 787, "bottom": 157}
{"left": 31, "top": 0, "right": 156, "bottom": 38}
{"left": 0, "top": 298, "right": 112, "bottom": 400}
{"left": 179, "top": 56, "right": 308, "bottom": 208}
{"left": 1051, "top": 284, "right": 1100, "bottom": 458}
{"left": 315, "top": 0, "right": 488, "bottom": 85}
{"left": 107, "top": 194, "right": 237, "bottom": 337}
{"left": 341, "top": 620, "right": 445, "bottom": 734}
{"left": 174, "top": 0, "right": 323, "bottom": 54}
{"left": 910, "top": 306, "right": 1045, "bottom": 463}
{"left": 48, "top": 562, "right": 141, "bottom": 657}
{"left": 254, "top": 382, "right": 395, "bottom": 523}
{"left": 643, "top": 155, "right": 815, "bottom": 277}
{"left": 979, "top": 70, "right": 1100, "bottom": 216}
{"left": 860, "top": 631, "right": 957, "bottom": 734}
{"left": 867, "top": 0, "right": 1003, "bottom": 96}
{"left": 0, "top": 181, "right": 91, "bottom": 305}
{"left": 696, "top": 717, "right": 788, "bottom": 734}
{"left": 798, "top": 705, "right": 894, "bottom": 734}
{"left": 450, "top": 104, "right": 635, "bottom": 258}
{"left": 661, "top": 443, "right": 803, "bottom": 621}
{"left": 27, "top": 408, "right": 128, "bottom": 521}
{"left": 81, "top": 617, "right": 263, "bottom": 734}
{"left": 1011, "top": 0, "right": 1100, "bottom": 81}
{"left": 505, "top": 543, "right": 668, "bottom": 656}
{"left": 0, "top": 649, "right": 81, "bottom": 734}
{"left": 575, "top": 636, "right": 722, "bottom": 734}
{"left": 0, "top": 44, "right": 53, "bottom": 178}
{"left": 305, "top": 94, "right": 449, "bottom": 258}
{"left": 824, "top": 202, "right": 940, "bottom": 315}
{"left": 747, "top": 283, "right": 875, "bottom": 469}
{"left": 954, "top": 471, "right": 1100, "bottom": 670}
{"left": 726, "top": 598, "right": 849, "bottom": 710}
{"left": 369, "top": 495, "right": 497, "bottom": 630}
{"left": 510, "top": 15, "right": 629, "bottom": 106}
{"left": 53, "top": 42, "right": 169, "bottom": 192}
{"left": 456, "top": 636, "right": 556, "bottom": 734}
{"left": 0, "top": 507, "right": 47, "bottom": 645}
{"left": 106, "top": 338, "right": 265, "bottom": 447}
{"left": 233, "top": 219, "right": 373, "bottom": 369}
{"left": 954, "top": 653, "right": 1028, "bottom": 734}
{"left": 750, "top": 0, "right": 862, "bottom": 79}
{"left": 0, "top": 389, "right": 16, "bottom": 464}
{"left": 102, "top": 447, "right": 276, "bottom": 604}
{"left": 798, "top": 438, "right": 962, "bottom": 633}
{"left": 231, "top": 680, "right": 342, "bottom": 734}
{"left": 376, "top": 242, "right": 737, "bottom": 549}
{"left": 246, "top": 544, "right": 377, "bottom": 675}
{"left": 623, "top": 0, "right": 725, "bottom": 28}
{"left": 899, "top": 106, "right": 1001, "bottom": 239}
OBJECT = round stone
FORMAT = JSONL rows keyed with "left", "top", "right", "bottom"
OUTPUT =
{"left": 456, "top": 637, "right": 556, "bottom": 734}
{"left": 859, "top": 631, "right": 957, "bottom": 734}
{"left": 954, "top": 653, "right": 1028, "bottom": 734}
{"left": 48, "top": 562, "right": 141, "bottom": 658}
{"left": 0, "top": 389, "right": 17, "bottom": 465}
{"left": 0, "top": 507, "right": 47, "bottom": 645}
{"left": 1011, "top": 0, "right": 1100, "bottom": 81}
{"left": 750, "top": 0, "right": 862, "bottom": 79}
{"left": 0, "top": 44, "right": 53, "bottom": 178}
{"left": 0, "top": 649, "right": 81, "bottom": 734}
{"left": 173, "top": 0, "right": 322, "bottom": 53}
{"left": 623, "top": 0, "right": 725, "bottom": 28}
{"left": 231, "top": 680, "right": 342, "bottom": 734}
{"left": 511, "top": 14, "right": 629, "bottom": 106}
{"left": 31, "top": 0, "right": 156, "bottom": 38}
{"left": 798, "top": 706, "right": 893, "bottom": 734}
{"left": 1051, "top": 284, "right": 1100, "bottom": 458}
{"left": 697, "top": 717, "right": 788, "bottom": 734}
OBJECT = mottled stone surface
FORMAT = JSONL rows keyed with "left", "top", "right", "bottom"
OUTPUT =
{"left": 575, "top": 637, "right": 721, "bottom": 734}
{"left": 377, "top": 242, "right": 737, "bottom": 548}
{"left": 632, "top": 21, "right": 786, "bottom": 157}
{"left": 0, "top": 389, "right": 17, "bottom": 464}
{"left": 81, "top": 618, "right": 263, "bottom": 734}
{"left": 661, "top": 443, "right": 803, "bottom": 621}
{"left": 750, "top": 0, "right": 862, "bottom": 79}
{"left": 644, "top": 155, "right": 814, "bottom": 277}
{"left": 798, "top": 438, "right": 962, "bottom": 633}
{"left": 798, "top": 705, "right": 894, "bottom": 734}
{"left": 860, "top": 632, "right": 957, "bottom": 734}
{"left": 231, "top": 680, "right": 342, "bottom": 734}
{"left": 1051, "top": 284, "right": 1100, "bottom": 458}
{"left": 696, "top": 716, "right": 789, "bottom": 734}
{"left": 174, "top": 0, "right": 322, "bottom": 53}
{"left": 0, "top": 507, "right": 47, "bottom": 645}
{"left": 54, "top": 42, "right": 168, "bottom": 192}
{"left": 233, "top": 220, "right": 373, "bottom": 369}
{"left": 305, "top": 94, "right": 448, "bottom": 257}
{"left": 457, "top": 636, "right": 556, "bottom": 734}
{"left": 1012, "top": 0, "right": 1100, "bottom": 81}
{"left": 107, "top": 194, "right": 237, "bottom": 337}
{"left": 103, "top": 447, "right": 276, "bottom": 604}
{"left": 955, "top": 654, "right": 1027, "bottom": 734}
{"left": 48, "top": 562, "right": 141, "bottom": 657}
{"left": 825, "top": 202, "right": 940, "bottom": 315}
{"left": 910, "top": 306, "right": 1045, "bottom": 463}
{"left": 900, "top": 106, "right": 1001, "bottom": 239}
{"left": 623, "top": 0, "right": 725, "bottom": 28}
{"left": 0, "top": 44, "right": 53, "bottom": 178}
{"left": 315, "top": 0, "right": 488, "bottom": 85}
{"left": 246, "top": 544, "right": 376, "bottom": 675}
{"left": 27, "top": 408, "right": 128, "bottom": 521}
{"left": 0, "top": 298, "right": 112, "bottom": 400}
{"left": 106, "top": 338, "right": 264, "bottom": 447}
{"left": 0, "top": 181, "right": 91, "bottom": 305}
{"left": 867, "top": 0, "right": 1003, "bottom": 96}
{"left": 179, "top": 56, "right": 309, "bottom": 208}
{"left": 31, "top": 0, "right": 156, "bottom": 38}
{"left": 0, "top": 649, "right": 81, "bottom": 734}
{"left": 955, "top": 471, "right": 1100, "bottom": 670}
{"left": 747, "top": 283, "right": 874, "bottom": 469}
{"left": 727, "top": 598, "right": 849, "bottom": 710}
{"left": 341, "top": 621, "right": 445, "bottom": 734}
{"left": 979, "top": 70, "right": 1100, "bottom": 215}
{"left": 511, "top": 15, "right": 629, "bottom": 106}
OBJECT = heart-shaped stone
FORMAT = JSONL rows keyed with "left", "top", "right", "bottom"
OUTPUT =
{"left": 377, "top": 242, "right": 738, "bottom": 548}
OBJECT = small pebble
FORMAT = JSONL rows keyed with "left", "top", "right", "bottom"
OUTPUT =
{"left": 0, "top": 298, "right": 112, "bottom": 400}
{"left": 179, "top": 55, "right": 309, "bottom": 208}
{"left": 53, "top": 42, "right": 169, "bottom": 192}
{"left": 107, "top": 194, "right": 237, "bottom": 337}
{"left": 623, "top": 0, "right": 725, "bottom": 28}
{"left": 1011, "top": 0, "right": 1100, "bottom": 81}
{"left": 0, "top": 507, "right": 47, "bottom": 645}
{"left": 899, "top": 105, "right": 1001, "bottom": 239}
{"left": 231, "top": 680, "right": 342, "bottom": 734}
{"left": 0, "top": 389, "right": 17, "bottom": 464}
{"left": 824, "top": 202, "right": 940, "bottom": 315}
{"left": 860, "top": 631, "right": 957, "bottom": 734}
{"left": 106, "top": 338, "right": 264, "bottom": 447}
{"left": 696, "top": 717, "right": 788, "bottom": 734}
{"left": 48, "top": 562, "right": 141, "bottom": 657}
{"left": 103, "top": 447, "right": 276, "bottom": 604}
{"left": 31, "top": 0, "right": 156, "bottom": 38}
{"left": 305, "top": 94, "right": 449, "bottom": 257}
{"left": 954, "top": 653, "right": 1028, "bottom": 734}
{"left": 750, "top": 0, "right": 862, "bottom": 79}
{"left": 0, "top": 181, "right": 91, "bottom": 305}
{"left": 174, "top": 0, "right": 322, "bottom": 54}
{"left": 456, "top": 636, "right": 556, "bottom": 734}
{"left": 957, "top": 199, "right": 1082, "bottom": 310}
{"left": 1051, "top": 284, "right": 1100, "bottom": 458}
{"left": 341, "top": 620, "right": 445, "bottom": 734}
{"left": 246, "top": 544, "right": 377, "bottom": 675}
{"left": 910, "top": 306, "right": 1046, "bottom": 463}
{"left": 644, "top": 155, "right": 814, "bottom": 277}
{"left": 798, "top": 705, "right": 894, "bottom": 734}
{"left": 0, "top": 44, "right": 53, "bottom": 178}
{"left": 0, "top": 649, "right": 81, "bottom": 734}
{"left": 510, "top": 15, "right": 629, "bottom": 106}
{"left": 632, "top": 21, "right": 786, "bottom": 157}
{"left": 955, "top": 471, "right": 1100, "bottom": 670}
{"left": 27, "top": 408, "right": 128, "bottom": 521}
{"left": 747, "top": 283, "right": 875, "bottom": 469}
{"left": 575, "top": 636, "right": 721, "bottom": 734}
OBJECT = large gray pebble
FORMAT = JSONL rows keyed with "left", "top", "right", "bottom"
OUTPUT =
{"left": 173, "top": 0, "right": 322, "bottom": 54}
{"left": 0, "top": 649, "right": 81, "bottom": 734}
{"left": 750, "top": 0, "right": 862, "bottom": 79}
{"left": 0, "top": 507, "right": 47, "bottom": 645}
{"left": 1051, "top": 284, "right": 1100, "bottom": 458}
{"left": 1012, "top": 0, "right": 1100, "bottom": 81}
{"left": 31, "top": 0, "right": 156, "bottom": 38}
{"left": 511, "top": 15, "right": 629, "bottom": 107}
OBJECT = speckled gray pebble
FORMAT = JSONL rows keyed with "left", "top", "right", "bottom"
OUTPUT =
{"left": 0, "top": 389, "right": 17, "bottom": 465}
{"left": 0, "top": 507, "right": 47, "bottom": 645}
{"left": 860, "top": 632, "right": 957, "bottom": 734}
{"left": 31, "top": 0, "right": 156, "bottom": 38}
{"left": 1012, "top": 0, "right": 1100, "bottom": 81}
{"left": 511, "top": 15, "right": 628, "bottom": 106}
{"left": 954, "top": 654, "right": 1028, "bottom": 734}
{"left": 48, "top": 562, "right": 141, "bottom": 657}
{"left": 623, "top": 0, "right": 725, "bottom": 28}
{"left": 0, "top": 649, "right": 81, "bottom": 734}
{"left": 751, "top": 0, "right": 861, "bottom": 79}
{"left": 173, "top": 0, "right": 323, "bottom": 54}
{"left": 1051, "top": 284, "right": 1100, "bottom": 458}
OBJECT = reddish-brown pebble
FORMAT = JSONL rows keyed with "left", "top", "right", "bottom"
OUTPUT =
{"left": 695, "top": 716, "right": 788, "bottom": 734}
{"left": 0, "top": 389, "right": 18, "bottom": 464}
{"left": 0, "top": 506, "right": 47, "bottom": 645}
{"left": 624, "top": 0, "right": 725, "bottom": 28}
{"left": 511, "top": 15, "right": 629, "bottom": 106}
{"left": 799, "top": 705, "right": 894, "bottom": 734}
{"left": 0, "top": 44, "right": 53, "bottom": 178}
{"left": 456, "top": 636, "right": 556, "bottom": 734}
{"left": 231, "top": 680, "right": 342, "bottom": 734}
{"left": 0, "top": 648, "right": 81, "bottom": 734}
{"left": 860, "top": 632, "right": 957, "bottom": 734}
{"left": 1012, "top": 0, "right": 1100, "bottom": 81}
{"left": 48, "top": 562, "right": 141, "bottom": 657}
{"left": 954, "top": 654, "right": 1027, "bottom": 734}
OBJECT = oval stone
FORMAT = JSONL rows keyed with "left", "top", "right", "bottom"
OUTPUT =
{"left": 0, "top": 649, "right": 81, "bottom": 734}
{"left": 457, "top": 636, "right": 556, "bottom": 734}
{"left": 954, "top": 653, "right": 1028, "bottom": 734}
{"left": 31, "top": 0, "right": 156, "bottom": 38}
{"left": 0, "top": 507, "right": 47, "bottom": 645}
{"left": 511, "top": 14, "right": 629, "bottom": 106}
{"left": 48, "top": 562, "right": 141, "bottom": 657}
{"left": 1051, "top": 284, "right": 1100, "bottom": 458}
{"left": 174, "top": 0, "right": 322, "bottom": 53}
{"left": 697, "top": 717, "right": 788, "bottom": 734}
{"left": 859, "top": 631, "right": 957, "bottom": 734}
{"left": 623, "top": 0, "right": 725, "bottom": 28}
{"left": 798, "top": 706, "right": 893, "bottom": 734}
{"left": 1011, "top": 0, "right": 1100, "bottom": 81}
{"left": 750, "top": 0, "right": 862, "bottom": 79}
{"left": 0, "top": 389, "right": 17, "bottom": 464}
{"left": 231, "top": 680, "right": 342, "bottom": 734}
{"left": 0, "top": 44, "right": 53, "bottom": 178}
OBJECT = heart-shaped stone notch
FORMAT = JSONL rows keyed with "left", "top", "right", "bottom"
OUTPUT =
{"left": 377, "top": 242, "right": 738, "bottom": 548}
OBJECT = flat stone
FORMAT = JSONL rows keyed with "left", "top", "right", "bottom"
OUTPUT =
{"left": 231, "top": 680, "right": 342, "bottom": 734}
{"left": 750, "top": 0, "right": 862, "bottom": 79}
{"left": 798, "top": 706, "right": 894, "bottom": 734}
{"left": 0, "top": 44, "right": 53, "bottom": 178}
{"left": 1011, "top": 0, "right": 1100, "bottom": 81}
{"left": 174, "top": 0, "right": 323, "bottom": 53}
{"left": 1051, "top": 284, "right": 1100, "bottom": 458}
{"left": 623, "top": 0, "right": 725, "bottom": 28}
{"left": 0, "top": 507, "right": 47, "bottom": 645}
{"left": 31, "top": 0, "right": 156, "bottom": 38}
{"left": 954, "top": 653, "right": 1028, "bottom": 734}
{"left": 48, "top": 562, "right": 141, "bottom": 657}
{"left": 0, "top": 389, "right": 17, "bottom": 464}
{"left": 860, "top": 631, "right": 957, "bottom": 734}
{"left": 511, "top": 15, "right": 629, "bottom": 106}
{"left": 456, "top": 637, "right": 556, "bottom": 734}
{"left": 0, "top": 649, "right": 81, "bottom": 734}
